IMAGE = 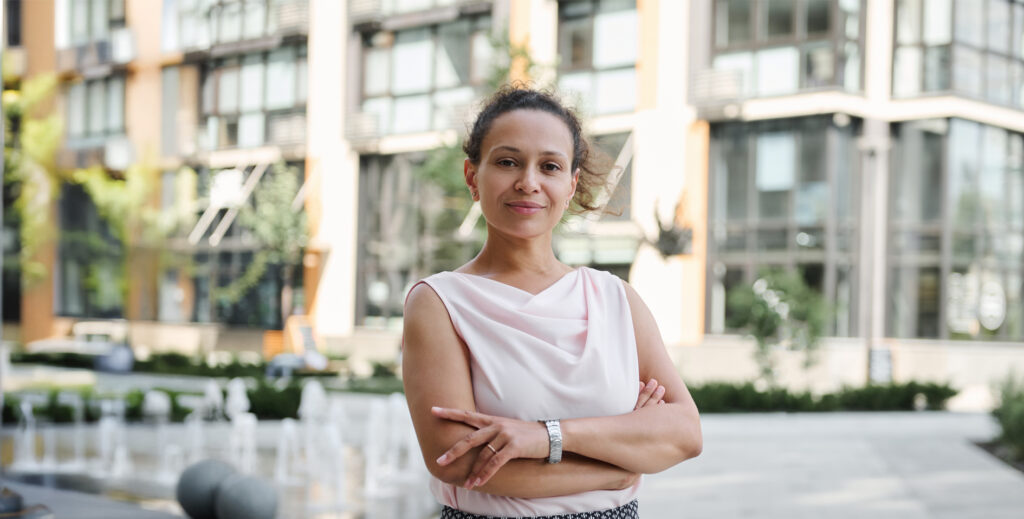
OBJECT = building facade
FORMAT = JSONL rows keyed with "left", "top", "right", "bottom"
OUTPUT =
{"left": 7, "top": 0, "right": 1024, "bottom": 406}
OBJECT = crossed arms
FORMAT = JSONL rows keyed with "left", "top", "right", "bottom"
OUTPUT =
{"left": 401, "top": 281, "right": 702, "bottom": 499}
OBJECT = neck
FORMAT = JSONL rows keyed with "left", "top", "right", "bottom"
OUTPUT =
{"left": 470, "top": 225, "right": 564, "bottom": 275}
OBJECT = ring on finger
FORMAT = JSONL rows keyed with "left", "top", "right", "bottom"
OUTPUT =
{"left": 485, "top": 444, "right": 498, "bottom": 454}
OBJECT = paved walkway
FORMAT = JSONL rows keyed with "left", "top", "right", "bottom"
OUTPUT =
{"left": 638, "top": 412, "right": 1024, "bottom": 519}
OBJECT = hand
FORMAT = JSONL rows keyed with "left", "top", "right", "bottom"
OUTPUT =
{"left": 431, "top": 406, "right": 548, "bottom": 489}
{"left": 634, "top": 378, "right": 666, "bottom": 410}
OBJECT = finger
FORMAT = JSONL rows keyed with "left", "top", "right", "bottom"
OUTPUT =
{"left": 431, "top": 407, "right": 491, "bottom": 428}
{"left": 436, "top": 426, "right": 495, "bottom": 466}
{"left": 641, "top": 385, "right": 666, "bottom": 409}
{"left": 465, "top": 439, "right": 502, "bottom": 488}
{"left": 469, "top": 444, "right": 512, "bottom": 488}
{"left": 634, "top": 379, "right": 658, "bottom": 410}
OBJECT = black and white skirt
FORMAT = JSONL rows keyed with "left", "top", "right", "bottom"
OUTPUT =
{"left": 440, "top": 499, "right": 639, "bottom": 519}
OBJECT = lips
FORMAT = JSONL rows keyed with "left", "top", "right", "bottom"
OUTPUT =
{"left": 505, "top": 200, "right": 545, "bottom": 215}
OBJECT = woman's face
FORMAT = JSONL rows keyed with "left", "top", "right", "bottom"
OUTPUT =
{"left": 464, "top": 109, "right": 578, "bottom": 240}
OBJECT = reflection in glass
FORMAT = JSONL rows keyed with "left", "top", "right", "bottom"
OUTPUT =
{"left": 391, "top": 29, "right": 433, "bottom": 96}
{"left": 896, "top": 0, "right": 921, "bottom": 45}
{"left": 804, "top": 44, "right": 834, "bottom": 87}
{"left": 923, "top": 45, "right": 950, "bottom": 91}
{"left": 715, "top": 0, "right": 752, "bottom": 47}
{"left": 757, "top": 132, "right": 796, "bottom": 219}
{"left": 765, "top": 0, "right": 795, "bottom": 38}
{"left": 436, "top": 21, "right": 471, "bottom": 89}
{"left": 757, "top": 229, "right": 788, "bottom": 250}
{"left": 949, "top": 120, "right": 980, "bottom": 229}
{"left": 805, "top": 0, "right": 831, "bottom": 35}
{"left": 888, "top": 266, "right": 940, "bottom": 338}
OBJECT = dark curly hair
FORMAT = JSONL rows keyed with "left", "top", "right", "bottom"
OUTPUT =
{"left": 463, "top": 85, "right": 615, "bottom": 215}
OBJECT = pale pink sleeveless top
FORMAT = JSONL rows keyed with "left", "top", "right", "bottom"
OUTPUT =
{"left": 415, "top": 266, "right": 642, "bottom": 516}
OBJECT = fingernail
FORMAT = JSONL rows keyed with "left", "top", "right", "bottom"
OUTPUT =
{"left": 436, "top": 454, "right": 447, "bottom": 464}
{"left": 473, "top": 478, "right": 482, "bottom": 488}
{"left": 464, "top": 478, "right": 473, "bottom": 489}
{"left": 645, "top": 380, "right": 655, "bottom": 388}
{"left": 431, "top": 406, "right": 441, "bottom": 412}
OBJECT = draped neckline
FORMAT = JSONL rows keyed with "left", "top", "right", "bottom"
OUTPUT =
{"left": 449, "top": 268, "right": 580, "bottom": 297}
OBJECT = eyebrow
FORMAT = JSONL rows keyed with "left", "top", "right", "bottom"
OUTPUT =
{"left": 489, "top": 145, "right": 569, "bottom": 160}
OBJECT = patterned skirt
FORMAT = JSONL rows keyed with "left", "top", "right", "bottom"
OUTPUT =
{"left": 439, "top": 499, "right": 639, "bottom": 519}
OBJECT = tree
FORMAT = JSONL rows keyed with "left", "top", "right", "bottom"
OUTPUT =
{"left": 215, "top": 163, "right": 306, "bottom": 328}
{"left": 726, "top": 269, "right": 829, "bottom": 386}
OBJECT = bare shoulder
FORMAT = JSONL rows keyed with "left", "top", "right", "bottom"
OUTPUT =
{"left": 402, "top": 282, "right": 457, "bottom": 345}
{"left": 618, "top": 278, "right": 659, "bottom": 338}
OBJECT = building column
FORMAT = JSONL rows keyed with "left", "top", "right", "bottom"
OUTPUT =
{"left": 307, "top": 0, "right": 359, "bottom": 339}
{"left": 629, "top": 0, "right": 701, "bottom": 346}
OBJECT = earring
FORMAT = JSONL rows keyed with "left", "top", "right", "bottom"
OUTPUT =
{"left": 470, "top": 189, "right": 478, "bottom": 199}
{"left": 565, "top": 199, "right": 570, "bottom": 208}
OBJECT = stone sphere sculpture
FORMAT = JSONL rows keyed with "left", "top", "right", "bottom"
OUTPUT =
{"left": 176, "top": 459, "right": 236, "bottom": 519}
{"left": 215, "top": 474, "right": 279, "bottom": 519}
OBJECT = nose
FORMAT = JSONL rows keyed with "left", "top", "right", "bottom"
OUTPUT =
{"left": 514, "top": 165, "right": 541, "bottom": 193}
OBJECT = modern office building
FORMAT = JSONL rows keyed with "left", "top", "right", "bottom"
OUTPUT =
{"left": 7, "top": 0, "right": 1024, "bottom": 406}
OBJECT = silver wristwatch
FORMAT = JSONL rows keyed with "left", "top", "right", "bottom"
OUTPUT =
{"left": 541, "top": 419, "right": 562, "bottom": 464}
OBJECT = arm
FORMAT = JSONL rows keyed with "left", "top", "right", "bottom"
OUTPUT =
{"left": 402, "top": 283, "right": 637, "bottom": 498}
{"left": 435, "top": 281, "right": 702, "bottom": 483}
{"left": 558, "top": 281, "right": 702, "bottom": 473}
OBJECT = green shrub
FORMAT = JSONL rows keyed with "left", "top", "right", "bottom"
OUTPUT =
{"left": 247, "top": 379, "right": 302, "bottom": 420}
{"left": 993, "top": 373, "right": 1024, "bottom": 461}
{"left": 689, "top": 380, "right": 957, "bottom": 413}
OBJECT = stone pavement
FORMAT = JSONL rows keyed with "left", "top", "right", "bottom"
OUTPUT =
{"left": 637, "top": 412, "right": 1024, "bottom": 519}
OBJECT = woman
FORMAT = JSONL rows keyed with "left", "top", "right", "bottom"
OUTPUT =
{"left": 402, "top": 87, "right": 702, "bottom": 518}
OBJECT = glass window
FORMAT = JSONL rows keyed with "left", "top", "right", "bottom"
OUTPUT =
{"left": 949, "top": 119, "right": 981, "bottom": 228}
{"left": 896, "top": 0, "right": 921, "bottom": 45}
{"left": 922, "top": 0, "right": 952, "bottom": 45}
{"left": 432, "top": 86, "right": 475, "bottom": 130}
{"left": 107, "top": 76, "right": 124, "bottom": 133}
{"left": 161, "top": 67, "right": 178, "bottom": 155}
{"left": 986, "top": 55, "right": 1011, "bottom": 105}
{"left": 1015, "top": 4, "right": 1024, "bottom": 59}
{"left": 893, "top": 46, "right": 923, "bottom": 96}
{"left": 559, "top": 16, "right": 593, "bottom": 70}
{"left": 756, "top": 132, "right": 796, "bottom": 219}
{"left": 923, "top": 45, "right": 951, "bottom": 91}
{"left": 237, "top": 113, "right": 265, "bottom": 148}
{"left": 243, "top": 0, "right": 266, "bottom": 39}
{"left": 987, "top": 0, "right": 1010, "bottom": 54}
{"left": 755, "top": 46, "right": 798, "bottom": 96}
{"left": 392, "top": 95, "right": 431, "bottom": 133}
{"left": 805, "top": 0, "right": 831, "bottom": 36}
{"left": 980, "top": 125, "right": 1008, "bottom": 226}
{"left": 954, "top": 0, "right": 984, "bottom": 48}
{"left": 889, "top": 266, "right": 941, "bottom": 338}
{"left": 713, "top": 51, "right": 755, "bottom": 97}
{"left": 593, "top": 6, "right": 637, "bottom": 68}
{"left": 67, "top": 82, "right": 86, "bottom": 137}
{"left": 894, "top": 121, "right": 944, "bottom": 222}
{"left": 71, "top": 0, "right": 89, "bottom": 44}
{"left": 240, "top": 55, "right": 264, "bottom": 111}
{"left": 764, "top": 0, "right": 795, "bottom": 39}
{"left": 87, "top": 80, "right": 106, "bottom": 136}
{"left": 362, "top": 97, "right": 393, "bottom": 135}
{"left": 796, "top": 126, "right": 827, "bottom": 225}
{"left": 90, "top": 0, "right": 109, "bottom": 40}
{"left": 804, "top": 44, "right": 835, "bottom": 87}
{"left": 436, "top": 21, "right": 471, "bottom": 89}
{"left": 365, "top": 47, "right": 390, "bottom": 97}
{"left": 952, "top": 45, "right": 983, "bottom": 97}
{"left": 471, "top": 28, "right": 494, "bottom": 84}
{"left": 841, "top": 41, "right": 861, "bottom": 91}
{"left": 219, "top": 1, "right": 242, "bottom": 43}
{"left": 265, "top": 47, "right": 297, "bottom": 109}
{"left": 594, "top": 68, "right": 635, "bottom": 114}
{"left": 391, "top": 28, "right": 433, "bottom": 95}
{"left": 296, "top": 53, "right": 307, "bottom": 104}
{"left": 162, "top": 0, "right": 179, "bottom": 51}
{"left": 719, "top": 131, "right": 750, "bottom": 222}
{"left": 218, "top": 64, "right": 240, "bottom": 114}
{"left": 715, "top": 0, "right": 752, "bottom": 47}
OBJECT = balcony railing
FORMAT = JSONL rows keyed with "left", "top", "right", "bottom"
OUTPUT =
{"left": 690, "top": 68, "right": 746, "bottom": 107}
{"left": 56, "top": 28, "right": 136, "bottom": 76}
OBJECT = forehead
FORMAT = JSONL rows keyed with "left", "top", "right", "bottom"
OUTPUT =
{"left": 482, "top": 109, "right": 574, "bottom": 156}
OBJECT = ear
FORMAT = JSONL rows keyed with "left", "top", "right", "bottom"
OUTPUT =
{"left": 464, "top": 158, "right": 477, "bottom": 190}
{"left": 569, "top": 168, "right": 580, "bottom": 198}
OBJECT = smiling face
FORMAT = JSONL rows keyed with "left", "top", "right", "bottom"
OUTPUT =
{"left": 464, "top": 109, "right": 579, "bottom": 240}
